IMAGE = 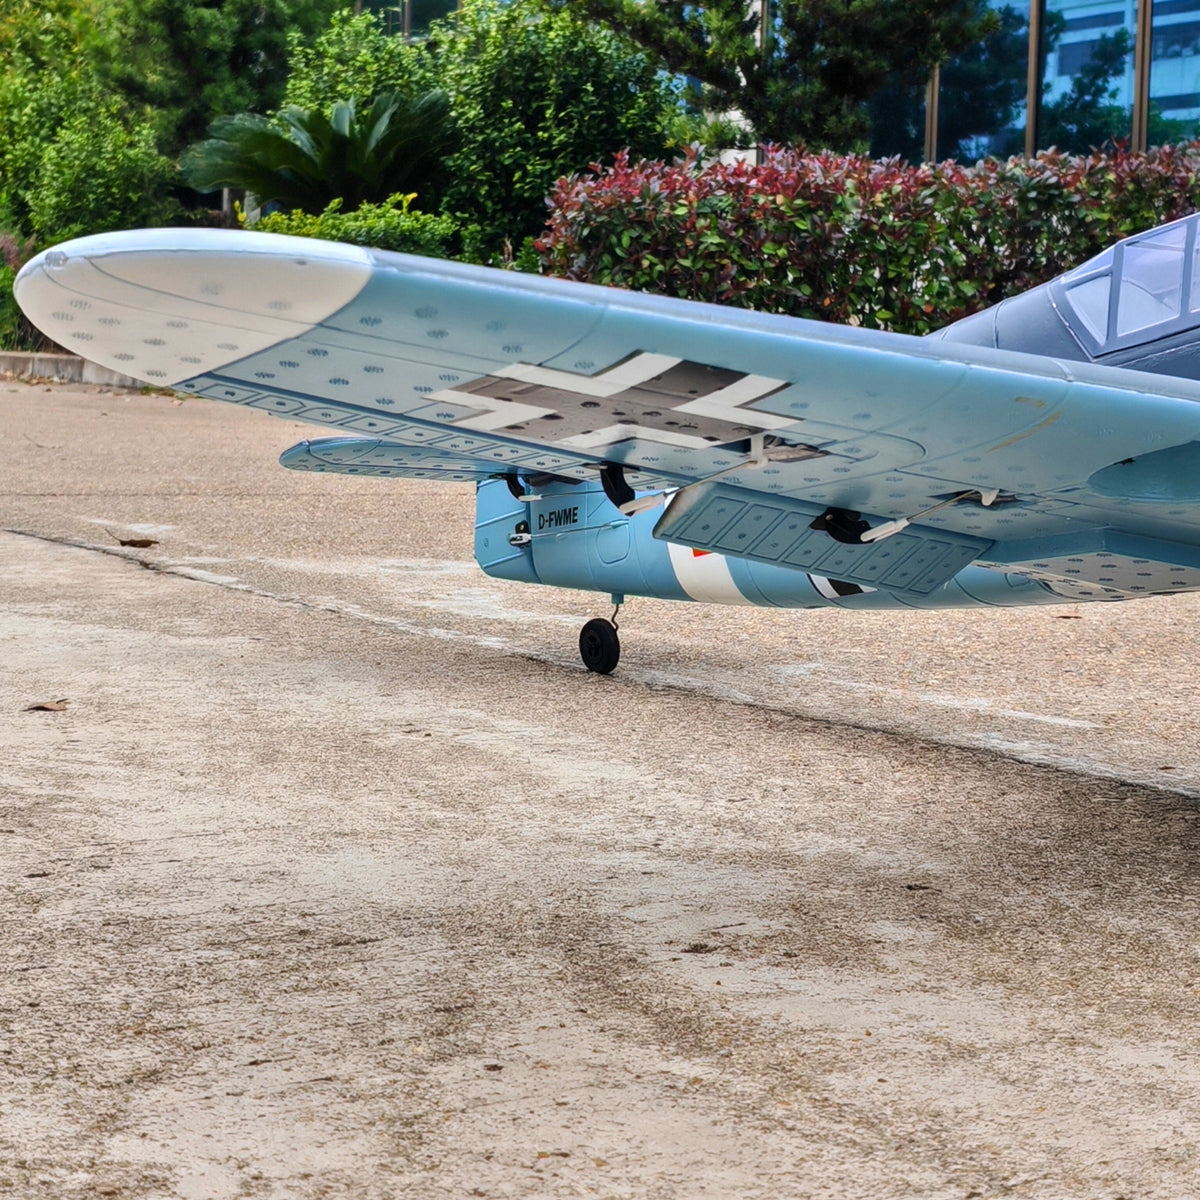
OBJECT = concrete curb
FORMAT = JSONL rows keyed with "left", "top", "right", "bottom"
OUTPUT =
{"left": 0, "top": 351, "right": 141, "bottom": 388}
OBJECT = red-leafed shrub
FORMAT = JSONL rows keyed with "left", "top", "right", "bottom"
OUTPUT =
{"left": 537, "top": 143, "right": 1200, "bottom": 334}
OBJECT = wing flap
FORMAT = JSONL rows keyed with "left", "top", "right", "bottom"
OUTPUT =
{"left": 982, "top": 529, "right": 1200, "bottom": 598}
{"left": 654, "top": 483, "right": 992, "bottom": 597}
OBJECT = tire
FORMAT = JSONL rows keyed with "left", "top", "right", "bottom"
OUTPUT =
{"left": 579, "top": 618, "right": 620, "bottom": 674}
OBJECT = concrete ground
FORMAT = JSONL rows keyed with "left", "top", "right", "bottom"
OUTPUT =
{"left": 3, "top": 380, "right": 1200, "bottom": 1200}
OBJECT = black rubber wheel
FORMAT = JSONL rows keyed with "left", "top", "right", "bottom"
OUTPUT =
{"left": 579, "top": 618, "right": 620, "bottom": 674}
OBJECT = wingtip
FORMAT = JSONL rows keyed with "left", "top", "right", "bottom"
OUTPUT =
{"left": 15, "top": 228, "right": 374, "bottom": 387}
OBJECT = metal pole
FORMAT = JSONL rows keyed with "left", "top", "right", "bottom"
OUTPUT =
{"left": 924, "top": 64, "right": 941, "bottom": 163}
{"left": 1025, "top": 0, "right": 1045, "bottom": 158}
{"left": 1132, "top": 0, "right": 1152, "bottom": 152}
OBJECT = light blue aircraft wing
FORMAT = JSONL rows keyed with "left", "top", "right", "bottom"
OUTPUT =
{"left": 17, "top": 226, "right": 1200, "bottom": 599}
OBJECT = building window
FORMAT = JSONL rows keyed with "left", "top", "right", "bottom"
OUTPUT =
{"left": 895, "top": 0, "right": 1200, "bottom": 162}
{"left": 1038, "top": 0, "right": 1135, "bottom": 153}
{"left": 1148, "top": 0, "right": 1200, "bottom": 142}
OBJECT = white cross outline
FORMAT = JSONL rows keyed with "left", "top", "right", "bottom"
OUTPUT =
{"left": 430, "top": 352, "right": 795, "bottom": 444}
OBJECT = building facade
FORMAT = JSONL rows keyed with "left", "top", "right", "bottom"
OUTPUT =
{"left": 940, "top": 0, "right": 1199, "bottom": 160}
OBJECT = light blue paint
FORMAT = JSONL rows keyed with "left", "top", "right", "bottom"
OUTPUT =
{"left": 474, "top": 480, "right": 541, "bottom": 585}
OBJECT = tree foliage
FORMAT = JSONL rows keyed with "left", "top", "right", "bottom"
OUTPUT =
{"left": 271, "top": 0, "right": 685, "bottom": 257}
{"left": 182, "top": 91, "right": 455, "bottom": 212}
{"left": 282, "top": 10, "right": 432, "bottom": 112}
{"left": 431, "top": 0, "right": 684, "bottom": 255}
{"left": 28, "top": 105, "right": 178, "bottom": 243}
{"left": 97, "top": 0, "right": 343, "bottom": 157}
{"left": 0, "top": 0, "right": 177, "bottom": 243}
{"left": 553, "top": 0, "right": 996, "bottom": 149}
{"left": 0, "top": 0, "right": 104, "bottom": 231}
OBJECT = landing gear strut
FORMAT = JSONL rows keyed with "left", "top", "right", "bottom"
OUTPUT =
{"left": 579, "top": 598, "right": 622, "bottom": 674}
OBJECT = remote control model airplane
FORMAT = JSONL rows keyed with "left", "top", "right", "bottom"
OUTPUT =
{"left": 15, "top": 215, "right": 1200, "bottom": 672}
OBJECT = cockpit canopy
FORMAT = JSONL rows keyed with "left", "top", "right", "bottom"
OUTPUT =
{"left": 1056, "top": 213, "right": 1200, "bottom": 352}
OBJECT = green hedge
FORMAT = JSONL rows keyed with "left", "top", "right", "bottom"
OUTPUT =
{"left": 538, "top": 143, "right": 1200, "bottom": 334}
{"left": 251, "top": 193, "right": 458, "bottom": 258}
